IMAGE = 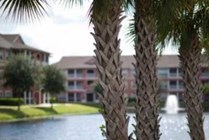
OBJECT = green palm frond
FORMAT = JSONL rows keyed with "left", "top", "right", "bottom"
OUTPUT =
{"left": 126, "top": 18, "right": 135, "bottom": 45}
{"left": 89, "top": 0, "right": 112, "bottom": 23}
{"left": 0, "top": 0, "right": 50, "bottom": 23}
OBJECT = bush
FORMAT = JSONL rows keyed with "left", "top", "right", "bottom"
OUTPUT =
{"left": 203, "top": 101, "right": 209, "bottom": 112}
{"left": 127, "top": 97, "right": 136, "bottom": 106}
{"left": 0, "top": 98, "right": 24, "bottom": 106}
{"left": 50, "top": 97, "right": 57, "bottom": 104}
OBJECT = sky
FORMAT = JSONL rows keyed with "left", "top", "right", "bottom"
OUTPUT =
{"left": 0, "top": 1, "right": 177, "bottom": 64}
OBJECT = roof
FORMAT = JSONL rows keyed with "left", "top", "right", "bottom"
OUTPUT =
{"left": 0, "top": 35, "right": 13, "bottom": 49}
{"left": 2, "top": 34, "right": 22, "bottom": 43}
{"left": 54, "top": 55, "right": 191, "bottom": 70}
{"left": 0, "top": 33, "right": 49, "bottom": 54}
{"left": 11, "top": 43, "right": 50, "bottom": 54}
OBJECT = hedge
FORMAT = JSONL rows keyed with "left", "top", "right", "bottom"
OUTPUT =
{"left": 0, "top": 98, "right": 24, "bottom": 106}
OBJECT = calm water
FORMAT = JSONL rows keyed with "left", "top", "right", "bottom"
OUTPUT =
{"left": 0, "top": 113, "right": 209, "bottom": 140}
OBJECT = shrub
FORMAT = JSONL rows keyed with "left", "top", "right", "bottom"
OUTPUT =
{"left": 50, "top": 97, "right": 57, "bottom": 104}
{"left": 0, "top": 98, "right": 24, "bottom": 106}
{"left": 203, "top": 101, "right": 209, "bottom": 112}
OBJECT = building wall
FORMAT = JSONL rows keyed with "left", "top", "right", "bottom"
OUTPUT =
{"left": 58, "top": 60, "right": 209, "bottom": 103}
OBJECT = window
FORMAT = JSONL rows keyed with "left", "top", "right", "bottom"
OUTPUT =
{"left": 76, "top": 93, "right": 81, "bottom": 102}
{"left": 169, "top": 68, "right": 177, "bottom": 77}
{"left": 201, "top": 68, "right": 209, "bottom": 77}
{"left": 170, "top": 68, "right": 177, "bottom": 73}
{"left": 68, "top": 93, "right": 75, "bottom": 102}
{"left": 87, "top": 69, "right": 94, "bottom": 74}
{"left": 170, "top": 80, "right": 177, "bottom": 85}
{"left": 178, "top": 68, "right": 182, "bottom": 77}
{"left": 160, "top": 81, "right": 168, "bottom": 90}
{"left": 68, "top": 81, "right": 74, "bottom": 89}
{"left": 76, "top": 69, "right": 83, "bottom": 77}
{"left": 169, "top": 80, "right": 177, "bottom": 89}
{"left": 76, "top": 81, "right": 83, "bottom": 89}
{"left": 68, "top": 69, "right": 74, "bottom": 74}
{"left": 87, "top": 69, "right": 94, "bottom": 77}
{"left": 179, "top": 80, "right": 184, "bottom": 89}
{"left": 158, "top": 68, "right": 168, "bottom": 78}
{"left": 87, "top": 80, "right": 94, "bottom": 85}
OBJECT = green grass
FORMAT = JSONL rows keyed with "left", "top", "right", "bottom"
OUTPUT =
{"left": 0, "top": 103, "right": 101, "bottom": 122}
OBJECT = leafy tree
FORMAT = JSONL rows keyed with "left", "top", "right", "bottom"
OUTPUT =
{"left": 3, "top": 55, "right": 35, "bottom": 111}
{"left": 42, "top": 65, "right": 65, "bottom": 108}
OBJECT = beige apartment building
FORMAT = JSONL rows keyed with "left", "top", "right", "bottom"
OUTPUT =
{"left": 0, "top": 33, "right": 50, "bottom": 104}
{"left": 55, "top": 55, "right": 209, "bottom": 103}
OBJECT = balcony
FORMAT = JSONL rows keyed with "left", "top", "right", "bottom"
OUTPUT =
{"left": 160, "top": 85, "right": 168, "bottom": 90}
{"left": 169, "top": 85, "right": 177, "bottom": 89}
{"left": 201, "top": 72, "right": 209, "bottom": 77}
{"left": 87, "top": 73, "right": 95, "bottom": 78}
{"left": 178, "top": 85, "right": 184, "bottom": 90}
{"left": 158, "top": 73, "right": 168, "bottom": 78}
{"left": 68, "top": 85, "right": 75, "bottom": 90}
{"left": 169, "top": 73, "right": 177, "bottom": 77}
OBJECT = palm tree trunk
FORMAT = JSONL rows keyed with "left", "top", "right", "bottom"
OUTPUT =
{"left": 91, "top": 1, "right": 129, "bottom": 140}
{"left": 134, "top": 17, "right": 161, "bottom": 140}
{"left": 179, "top": 35, "right": 205, "bottom": 140}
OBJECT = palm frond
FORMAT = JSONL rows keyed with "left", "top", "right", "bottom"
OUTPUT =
{"left": 125, "top": 18, "right": 135, "bottom": 46}
{"left": 58, "top": 0, "right": 84, "bottom": 7}
{"left": 0, "top": 0, "right": 50, "bottom": 23}
{"left": 88, "top": 0, "right": 112, "bottom": 23}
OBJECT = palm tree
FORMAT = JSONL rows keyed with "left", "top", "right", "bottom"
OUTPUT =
{"left": 0, "top": 0, "right": 50, "bottom": 23}
{"left": 156, "top": 1, "right": 209, "bottom": 139}
{"left": 1, "top": 1, "right": 130, "bottom": 139}
{"left": 89, "top": 1, "right": 129, "bottom": 139}
{"left": 130, "top": 0, "right": 161, "bottom": 139}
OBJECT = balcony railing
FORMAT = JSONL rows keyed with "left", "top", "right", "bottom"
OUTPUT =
{"left": 158, "top": 73, "right": 168, "bottom": 78}
{"left": 169, "top": 73, "right": 177, "bottom": 77}
{"left": 169, "top": 85, "right": 177, "bottom": 89}
{"left": 201, "top": 73, "right": 209, "bottom": 77}
{"left": 87, "top": 73, "right": 95, "bottom": 77}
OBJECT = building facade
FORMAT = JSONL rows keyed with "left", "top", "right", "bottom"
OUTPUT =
{"left": 0, "top": 33, "right": 50, "bottom": 104}
{"left": 55, "top": 55, "right": 209, "bottom": 103}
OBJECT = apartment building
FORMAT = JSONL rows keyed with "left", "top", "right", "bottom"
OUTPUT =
{"left": 54, "top": 55, "right": 209, "bottom": 103}
{"left": 0, "top": 33, "right": 50, "bottom": 104}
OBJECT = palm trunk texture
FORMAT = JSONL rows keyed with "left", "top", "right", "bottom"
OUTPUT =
{"left": 134, "top": 1, "right": 161, "bottom": 139}
{"left": 91, "top": 2, "right": 129, "bottom": 140}
{"left": 134, "top": 16, "right": 161, "bottom": 139}
{"left": 179, "top": 35, "right": 205, "bottom": 140}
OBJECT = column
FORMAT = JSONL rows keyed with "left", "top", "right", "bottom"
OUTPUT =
{"left": 24, "top": 91, "right": 27, "bottom": 104}
{"left": 29, "top": 92, "right": 32, "bottom": 104}
{"left": 65, "top": 93, "right": 68, "bottom": 103}
{"left": 43, "top": 93, "right": 46, "bottom": 104}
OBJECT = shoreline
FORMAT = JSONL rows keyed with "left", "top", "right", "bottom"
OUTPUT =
{"left": 0, "top": 112, "right": 100, "bottom": 124}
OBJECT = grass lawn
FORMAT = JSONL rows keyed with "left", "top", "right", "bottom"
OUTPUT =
{"left": 0, "top": 103, "right": 101, "bottom": 122}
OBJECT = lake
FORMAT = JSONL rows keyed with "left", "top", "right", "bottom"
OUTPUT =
{"left": 0, "top": 113, "right": 209, "bottom": 140}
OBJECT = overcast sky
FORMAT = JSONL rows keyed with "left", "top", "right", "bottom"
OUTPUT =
{"left": 0, "top": 1, "right": 177, "bottom": 64}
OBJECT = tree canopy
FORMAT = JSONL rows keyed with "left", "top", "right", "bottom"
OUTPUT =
{"left": 42, "top": 65, "right": 65, "bottom": 95}
{"left": 3, "top": 55, "right": 35, "bottom": 96}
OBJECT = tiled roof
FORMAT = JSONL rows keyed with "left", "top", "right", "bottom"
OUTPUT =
{"left": 54, "top": 55, "right": 191, "bottom": 70}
